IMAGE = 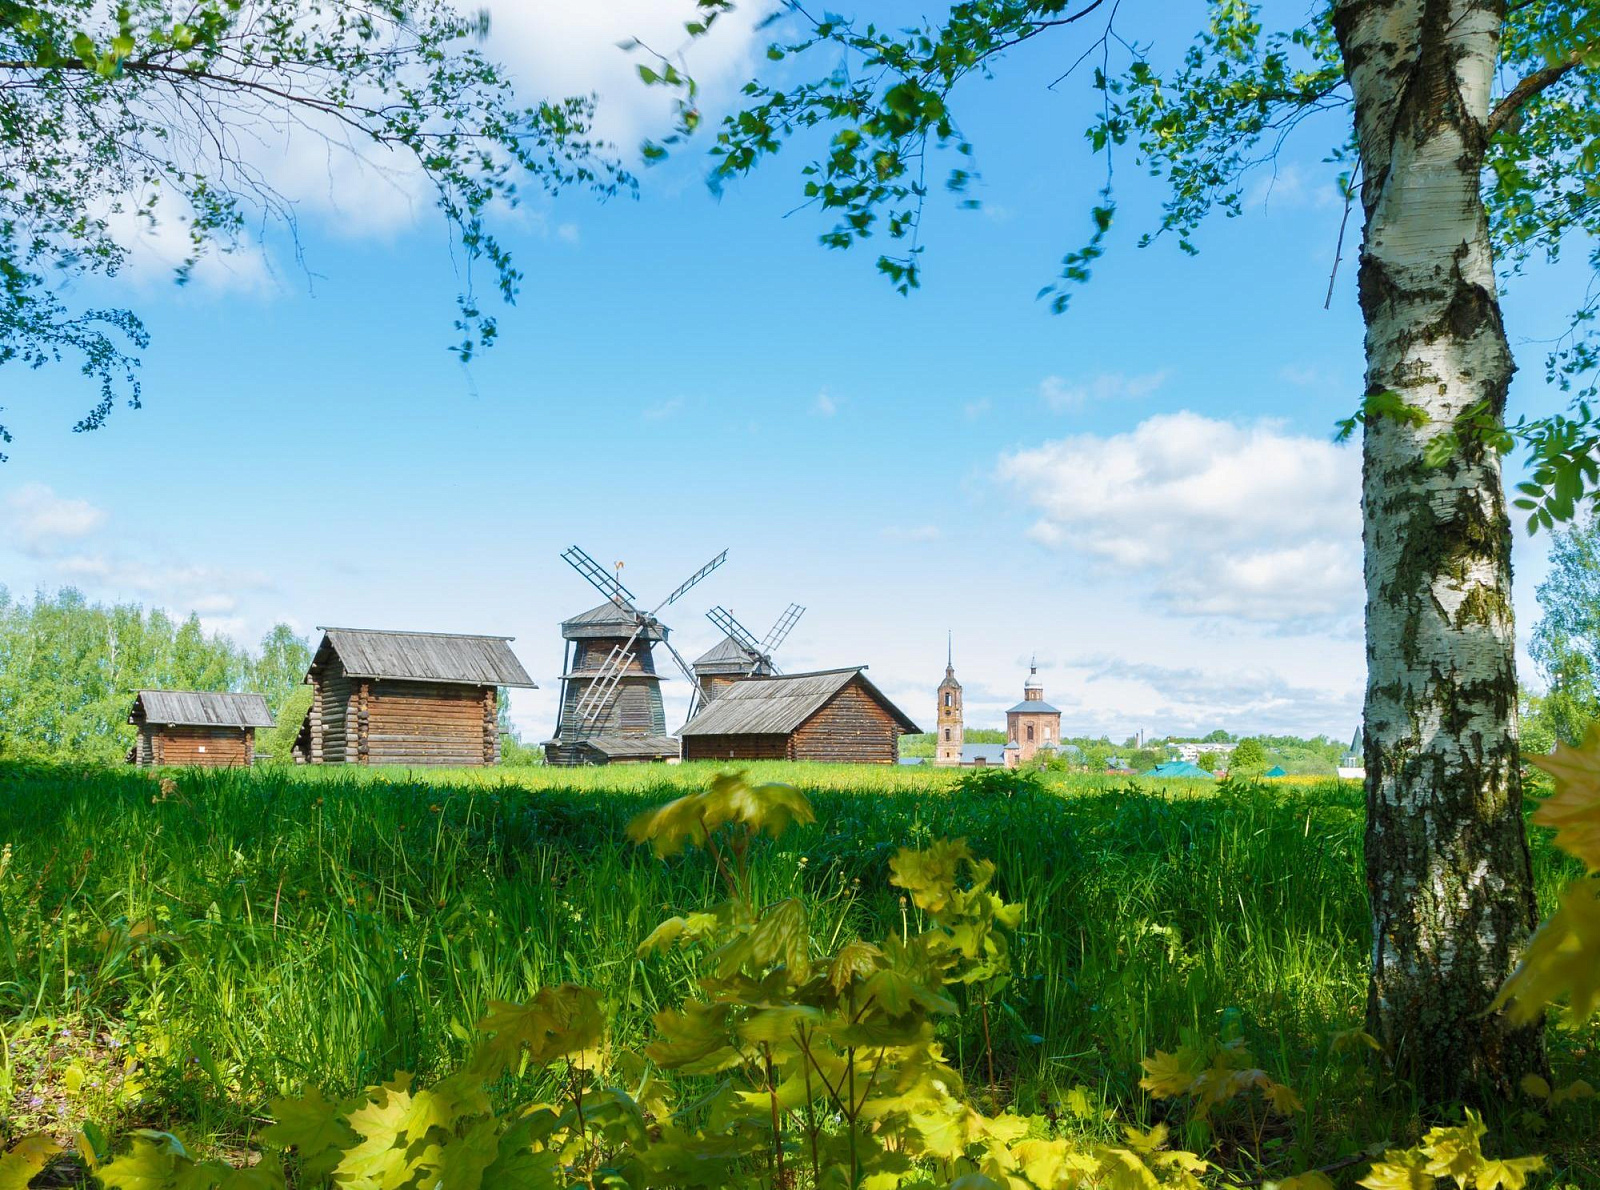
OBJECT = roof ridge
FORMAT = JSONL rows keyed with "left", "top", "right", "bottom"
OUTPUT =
{"left": 137, "top": 688, "right": 265, "bottom": 698}
{"left": 319, "top": 626, "right": 515, "bottom": 641}
{"left": 734, "top": 665, "right": 864, "bottom": 680}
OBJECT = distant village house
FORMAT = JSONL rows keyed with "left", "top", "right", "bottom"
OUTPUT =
{"left": 128, "top": 690, "right": 275, "bottom": 767}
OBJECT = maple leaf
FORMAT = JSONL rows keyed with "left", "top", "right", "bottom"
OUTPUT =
{"left": 96, "top": 1134, "right": 192, "bottom": 1190}
{"left": 1276, "top": 1173, "right": 1336, "bottom": 1190}
{"left": 1138, "top": 1051, "right": 1195, "bottom": 1099}
{"left": 1357, "top": 1150, "right": 1435, "bottom": 1190}
{"left": 1493, "top": 876, "right": 1600, "bottom": 1024}
{"left": 627, "top": 774, "right": 814, "bottom": 857}
{"left": 1419, "top": 1110, "right": 1486, "bottom": 1182}
{"left": 1530, "top": 722, "right": 1600, "bottom": 870}
{"left": 1263, "top": 1080, "right": 1305, "bottom": 1115}
{"left": 637, "top": 912, "right": 720, "bottom": 956}
{"left": 479, "top": 1120, "right": 560, "bottom": 1190}
{"left": 262, "top": 1086, "right": 358, "bottom": 1182}
{"left": 0, "top": 1135, "right": 63, "bottom": 1190}
{"left": 431, "top": 1119, "right": 501, "bottom": 1190}
{"left": 889, "top": 840, "right": 973, "bottom": 914}
{"left": 828, "top": 939, "right": 885, "bottom": 992}
{"left": 333, "top": 1084, "right": 421, "bottom": 1190}
{"left": 1475, "top": 1155, "right": 1546, "bottom": 1190}
{"left": 212, "top": 1153, "right": 288, "bottom": 1190}
{"left": 474, "top": 984, "right": 605, "bottom": 1075}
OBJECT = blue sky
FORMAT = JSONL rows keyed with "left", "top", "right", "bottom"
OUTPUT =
{"left": 1, "top": 1, "right": 1587, "bottom": 742}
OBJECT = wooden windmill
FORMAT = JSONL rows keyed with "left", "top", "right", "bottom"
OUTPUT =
{"left": 689, "top": 603, "right": 806, "bottom": 713}
{"left": 544, "top": 544, "right": 727, "bottom": 765}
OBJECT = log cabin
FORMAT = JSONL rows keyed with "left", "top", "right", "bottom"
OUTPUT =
{"left": 303, "top": 627, "right": 535, "bottom": 766}
{"left": 678, "top": 667, "right": 920, "bottom": 764}
{"left": 128, "top": 690, "right": 275, "bottom": 767}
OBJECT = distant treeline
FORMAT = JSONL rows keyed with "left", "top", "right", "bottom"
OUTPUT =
{"left": 900, "top": 729, "right": 1348, "bottom": 774}
{"left": 0, "top": 587, "right": 312, "bottom": 764}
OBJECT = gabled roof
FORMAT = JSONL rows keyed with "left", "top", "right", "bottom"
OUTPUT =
{"left": 960, "top": 741, "right": 1007, "bottom": 763}
{"left": 693, "top": 634, "right": 760, "bottom": 668}
{"left": 314, "top": 628, "right": 535, "bottom": 687}
{"left": 680, "top": 668, "right": 920, "bottom": 737}
{"left": 130, "top": 690, "right": 275, "bottom": 728}
{"left": 692, "top": 634, "right": 771, "bottom": 675}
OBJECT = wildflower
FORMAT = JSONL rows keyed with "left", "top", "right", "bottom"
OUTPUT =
{"left": 28, "top": 1095, "right": 42, "bottom": 1109}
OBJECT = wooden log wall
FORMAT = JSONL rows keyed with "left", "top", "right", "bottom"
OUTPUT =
{"left": 788, "top": 680, "right": 902, "bottom": 764}
{"left": 319, "top": 669, "right": 352, "bottom": 764}
{"left": 147, "top": 726, "right": 253, "bottom": 767}
{"left": 681, "top": 733, "right": 790, "bottom": 762}
{"left": 360, "top": 680, "right": 493, "bottom": 766}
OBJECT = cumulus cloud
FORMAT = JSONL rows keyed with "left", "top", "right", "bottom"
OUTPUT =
{"left": 1069, "top": 655, "right": 1360, "bottom": 737}
{"left": 997, "top": 411, "right": 1362, "bottom": 626}
{"left": 1039, "top": 370, "right": 1168, "bottom": 411}
{"left": 2, "top": 484, "right": 107, "bottom": 553}
{"left": 482, "top": 1, "right": 767, "bottom": 150}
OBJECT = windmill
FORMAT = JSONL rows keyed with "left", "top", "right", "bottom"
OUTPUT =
{"left": 689, "top": 603, "right": 806, "bottom": 713}
{"left": 544, "top": 545, "right": 727, "bottom": 765}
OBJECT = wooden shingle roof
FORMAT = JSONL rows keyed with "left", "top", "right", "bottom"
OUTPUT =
{"left": 130, "top": 690, "right": 275, "bottom": 728}
{"left": 692, "top": 634, "right": 767, "bottom": 675}
{"left": 314, "top": 628, "right": 536, "bottom": 687}
{"left": 680, "top": 668, "right": 919, "bottom": 737}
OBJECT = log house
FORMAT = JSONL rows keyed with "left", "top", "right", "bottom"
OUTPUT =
{"left": 304, "top": 628, "right": 535, "bottom": 767}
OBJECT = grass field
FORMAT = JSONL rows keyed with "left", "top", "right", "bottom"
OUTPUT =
{"left": 0, "top": 759, "right": 1594, "bottom": 1183}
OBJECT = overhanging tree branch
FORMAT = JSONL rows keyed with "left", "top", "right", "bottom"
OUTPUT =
{"left": 1488, "top": 42, "right": 1596, "bottom": 136}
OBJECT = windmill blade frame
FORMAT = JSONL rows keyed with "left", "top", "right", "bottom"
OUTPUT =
{"left": 761, "top": 603, "right": 806, "bottom": 653}
{"left": 706, "top": 606, "right": 764, "bottom": 657}
{"left": 652, "top": 549, "right": 729, "bottom": 614}
{"left": 562, "top": 545, "right": 636, "bottom": 607}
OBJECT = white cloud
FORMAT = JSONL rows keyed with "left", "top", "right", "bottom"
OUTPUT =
{"left": 1245, "top": 163, "right": 1342, "bottom": 212}
{"left": 2, "top": 484, "right": 107, "bottom": 553}
{"left": 997, "top": 411, "right": 1362, "bottom": 626}
{"left": 1068, "top": 655, "right": 1360, "bottom": 738}
{"left": 557, "top": 222, "right": 582, "bottom": 244}
{"left": 813, "top": 390, "right": 838, "bottom": 417}
{"left": 643, "top": 397, "right": 685, "bottom": 421}
{"left": 964, "top": 398, "right": 992, "bottom": 419}
{"left": 481, "top": 0, "right": 768, "bottom": 150}
{"left": 1039, "top": 370, "right": 1169, "bottom": 411}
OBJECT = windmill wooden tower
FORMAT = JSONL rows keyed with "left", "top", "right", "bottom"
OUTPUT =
{"left": 544, "top": 544, "right": 726, "bottom": 765}
{"left": 689, "top": 604, "right": 806, "bottom": 714}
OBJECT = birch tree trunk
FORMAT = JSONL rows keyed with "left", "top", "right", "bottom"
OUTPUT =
{"left": 1334, "top": 0, "right": 1542, "bottom": 1098}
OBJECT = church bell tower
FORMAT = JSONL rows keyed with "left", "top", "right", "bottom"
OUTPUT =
{"left": 935, "top": 633, "right": 963, "bottom": 766}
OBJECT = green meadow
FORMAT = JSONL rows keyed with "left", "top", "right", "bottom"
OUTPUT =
{"left": 0, "top": 760, "right": 1592, "bottom": 1180}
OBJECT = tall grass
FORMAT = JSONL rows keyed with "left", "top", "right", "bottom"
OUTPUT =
{"left": 0, "top": 760, "right": 1588, "bottom": 1169}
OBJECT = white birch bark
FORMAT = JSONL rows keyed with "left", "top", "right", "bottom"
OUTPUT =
{"left": 1334, "top": 0, "right": 1541, "bottom": 1097}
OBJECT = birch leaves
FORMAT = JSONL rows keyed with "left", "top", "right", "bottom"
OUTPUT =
{"left": 1496, "top": 725, "right": 1600, "bottom": 1025}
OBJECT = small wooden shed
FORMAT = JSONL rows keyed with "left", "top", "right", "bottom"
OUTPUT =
{"left": 303, "top": 627, "right": 535, "bottom": 766}
{"left": 679, "top": 667, "right": 920, "bottom": 764}
{"left": 128, "top": 690, "right": 275, "bottom": 767}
